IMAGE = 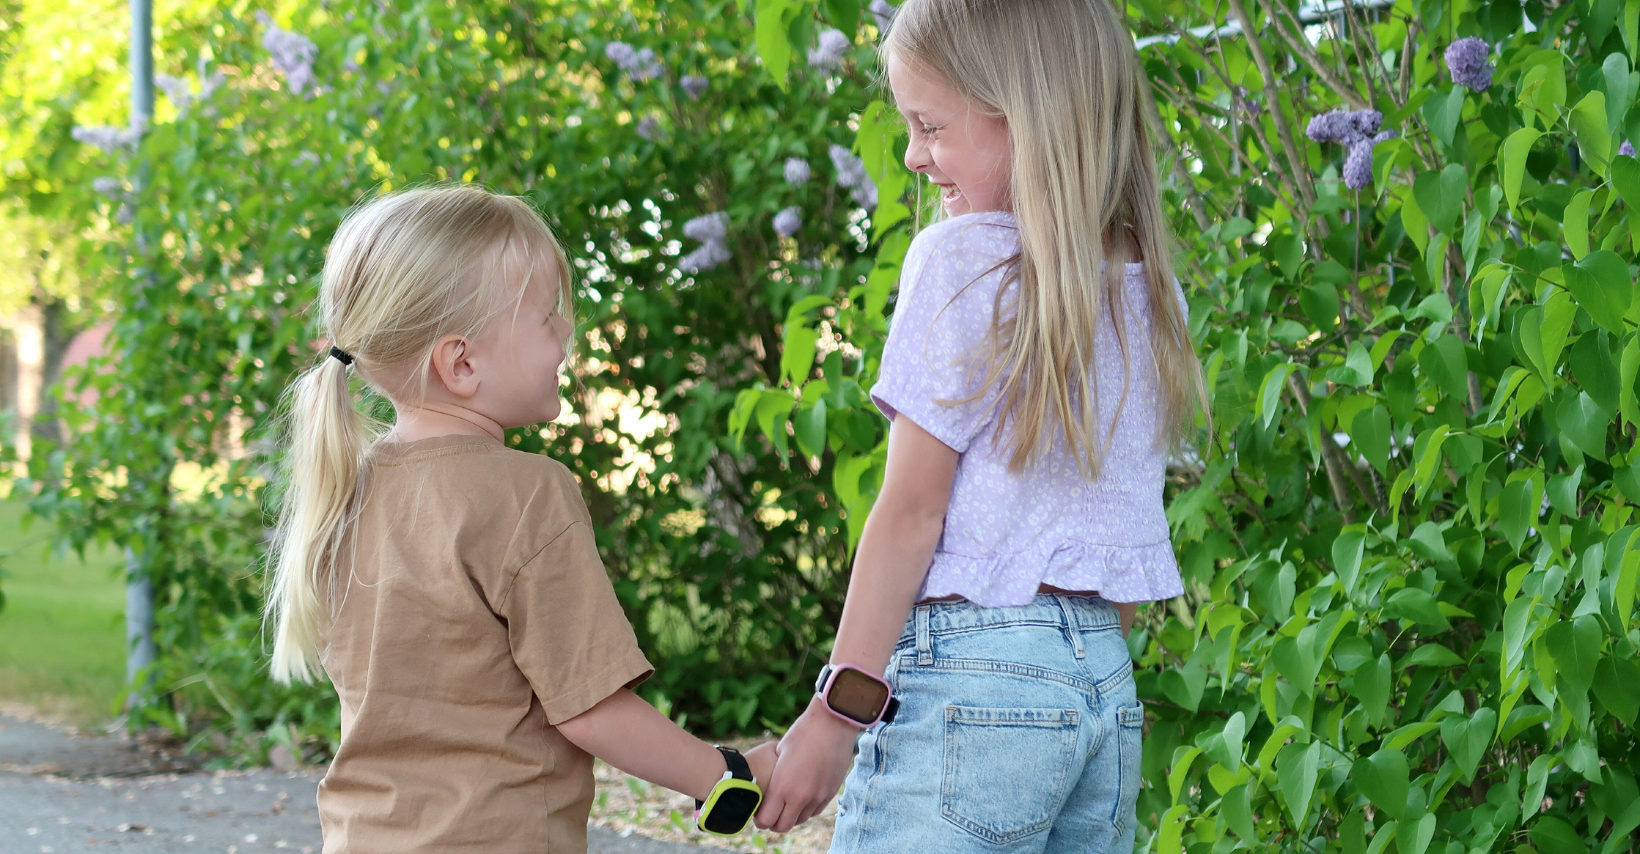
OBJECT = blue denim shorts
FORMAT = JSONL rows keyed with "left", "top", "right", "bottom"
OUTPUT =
{"left": 828, "top": 595, "right": 1143, "bottom": 854}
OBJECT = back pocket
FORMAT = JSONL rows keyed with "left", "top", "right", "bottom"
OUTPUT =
{"left": 940, "top": 705, "right": 1081, "bottom": 845}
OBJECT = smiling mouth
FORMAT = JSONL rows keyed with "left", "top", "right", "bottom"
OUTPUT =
{"left": 937, "top": 183, "right": 963, "bottom": 203}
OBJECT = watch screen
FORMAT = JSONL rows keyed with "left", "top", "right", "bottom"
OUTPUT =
{"left": 830, "top": 668, "right": 891, "bottom": 724}
{"left": 702, "top": 786, "right": 761, "bottom": 834}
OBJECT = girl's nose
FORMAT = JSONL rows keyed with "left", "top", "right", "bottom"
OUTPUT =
{"left": 903, "top": 135, "right": 931, "bottom": 174}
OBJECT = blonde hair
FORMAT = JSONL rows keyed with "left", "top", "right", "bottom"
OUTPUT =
{"left": 267, "top": 185, "right": 572, "bottom": 684}
{"left": 886, "top": 0, "right": 1207, "bottom": 475}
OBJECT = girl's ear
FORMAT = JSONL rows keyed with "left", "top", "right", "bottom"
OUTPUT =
{"left": 429, "top": 333, "right": 481, "bottom": 398}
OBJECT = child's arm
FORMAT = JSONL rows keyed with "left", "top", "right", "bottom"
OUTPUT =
{"left": 559, "top": 688, "right": 774, "bottom": 801}
{"left": 755, "top": 417, "right": 960, "bottom": 832}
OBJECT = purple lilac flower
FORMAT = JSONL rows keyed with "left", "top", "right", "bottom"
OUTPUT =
{"left": 156, "top": 74, "right": 191, "bottom": 112}
{"left": 829, "top": 144, "right": 868, "bottom": 188}
{"left": 680, "top": 212, "right": 732, "bottom": 273}
{"left": 808, "top": 29, "right": 850, "bottom": 70}
{"left": 1621, "top": 140, "right": 1636, "bottom": 157}
{"left": 683, "top": 212, "right": 729, "bottom": 244}
{"left": 637, "top": 115, "right": 662, "bottom": 141}
{"left": 606, "top": 41, "right": 663, "bottom": 82}
{"left": 257, "top": 12, "right": 318, "bottom": 96}
{"left": 773, "top": 207, "right": 802, "bottom": 237}
{"left": 681, "top": 75, "right": 709, "bottom": 99}
{"left": 1445, "top": 37, "right": 1493, "bottom": 92}
{"left": 91, "top": 177, "right": 122, "bottom": 197}
{"left": 784, "top": 157, "right": 812, "bottom": 186}
{"left": 871, "top": 0, "right": 898, "bottom": 30}
{"left": 71, "top": 119, "right": 144, "bottom": 154}
{"left": 1306, "top": 109, "right": 1396, "bottom": 190}
{"left": 829, "top": 144, "right": 878, "bottom": 208}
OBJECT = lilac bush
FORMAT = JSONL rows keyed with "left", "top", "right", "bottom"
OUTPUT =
{"left": 680, "top": 75, "right": 709, "bottom": 99}
{"left": 870, "top": 0, "right": 898, "bottom": 30}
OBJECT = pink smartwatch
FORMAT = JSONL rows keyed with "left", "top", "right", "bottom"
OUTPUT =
{"left": 815, "top": 663, "right": 899, "bottom": 728}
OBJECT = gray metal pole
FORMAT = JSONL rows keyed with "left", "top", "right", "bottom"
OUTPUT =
{"left": 125, "top": 0, "right": 154, "bottom": 698}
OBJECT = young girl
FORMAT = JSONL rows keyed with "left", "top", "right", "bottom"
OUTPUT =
{"left": 756, "top": 1, "right": 1205, "bottom": 851}
{"left": 265, "top": 186, "right": 771, "bottom": 853}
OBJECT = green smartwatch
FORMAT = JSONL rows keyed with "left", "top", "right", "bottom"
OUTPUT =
{"left": 694, "top": 745, "right": 762, "bottom": 836}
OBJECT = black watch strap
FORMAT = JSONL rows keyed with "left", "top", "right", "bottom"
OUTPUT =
{"left": 694, "top": 745, "right": 752, "bottom": 809}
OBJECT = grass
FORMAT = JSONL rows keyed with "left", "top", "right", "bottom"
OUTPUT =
{"left": 0, "top": 497, "right": 128, "bottom": 729}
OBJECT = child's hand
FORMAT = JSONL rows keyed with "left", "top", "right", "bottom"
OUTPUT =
{"left": 745, "top": 741, "right": 778, "bottom": 789}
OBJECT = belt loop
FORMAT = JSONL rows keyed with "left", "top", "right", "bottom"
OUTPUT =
{"left": 915, "top": 605, "right": 934, "bottom": 665}
{"left": 1057, "top": 595, "right": 1086, "bottom": 659}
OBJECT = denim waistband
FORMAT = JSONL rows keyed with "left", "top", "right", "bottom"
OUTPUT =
{"left": 898, "top": 593, "right": 1120, "bottom": 644}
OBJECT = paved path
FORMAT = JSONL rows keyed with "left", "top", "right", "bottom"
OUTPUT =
{"left": 0, "top": 715, "right": 720, "bottom": 853}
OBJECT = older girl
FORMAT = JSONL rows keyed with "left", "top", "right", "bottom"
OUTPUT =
{"left": 757, "top": 1, "right": 1206, "bottom": 851}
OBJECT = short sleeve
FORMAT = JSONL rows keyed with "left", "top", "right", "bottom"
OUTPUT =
{"left": 870, "top": 216, "right": 1016, "bottom": 452}
{"left": 500, "top": 521, "right": 653, "bottom": 724}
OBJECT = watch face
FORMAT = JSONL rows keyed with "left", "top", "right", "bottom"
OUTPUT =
{"left": 829, "top": 668, "right": 891, "bottom": 725}
{"left": 702, "top": 785, "right": 761, "bottom": 834}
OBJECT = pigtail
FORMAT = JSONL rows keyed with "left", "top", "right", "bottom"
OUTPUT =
{"left": 267, "top": 354, "right": 374, "bottom": 684}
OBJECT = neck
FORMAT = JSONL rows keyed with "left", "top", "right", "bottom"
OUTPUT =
{"left": 390, "top": 402, "right": 506, "bottom": 443}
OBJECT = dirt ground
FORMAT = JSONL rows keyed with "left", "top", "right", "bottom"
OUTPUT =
{"left": 0, "top": 713, "right": 835, "bottom": 854}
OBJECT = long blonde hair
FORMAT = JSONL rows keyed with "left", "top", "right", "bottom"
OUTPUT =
{"left": 267, "top": 186, "right": 572, "bottom": 684}
{"left": 886, "top": 0, "right": 1206, "bottom": 475}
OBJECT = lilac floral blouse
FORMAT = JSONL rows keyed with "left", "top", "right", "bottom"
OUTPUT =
{"left": 870, "top": 211, "right": 1185, "bottom": 606}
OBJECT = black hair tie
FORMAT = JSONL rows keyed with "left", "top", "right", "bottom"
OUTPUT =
{"left": 329, "top": 346, "right": 355, "bottom": 366}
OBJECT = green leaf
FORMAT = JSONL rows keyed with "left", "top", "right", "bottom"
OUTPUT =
{"left": 1221, "top": 784, "right": 1258, "bottom": 843}
{"left": 1350, "top": 405, "right": 1391, "bottom": 473}
{"left": 1413, "top": 167, "right": 1463, "bottom": 235}
{"left": 1332, "top": 340, "right": 1373, "bottom": 386}
{"left": 1556, "top": 391, "right": 1612, "bottom": 459}
{"left": 1569, "top": 331, "right": 1620, "bottom": 414}
{"left": 1548, "top": 465, "right": 1585, "bottom": 516}
{"left": 1411, "top": 424, "right": 1450, "bottom": 500}
{"left": 1348, "top": 653, "right": 1392, "bottom": 726}
{"left": 1566, "top": 189, "right": 1595, "bottom": 259}
{"left": 793, "top": 399, "right": 827, "bottom": 458}
{"left": 1256, "top": 363, "right": 1295, "bottom": 428}
{"left": 754, "top": 0, "right": 799, "bottom": 90}
{"left": 1276, "top": 741, "right": 1321, "bottom": 827}
{"left": 1404, "top": 814, "right": 1437, "bottom": 854}
{"left": 1501, "top": 127, "right": 1545, "bottom": 211}
{"left": 1300, "top": 283, "right": 1340, "bottom": 332}
{"left": 1521, "top": 292, "right": 1578, "bottom": 379}
{"left": 1418, "top": 334, "right": 1470, "bottom": 400}
{"left": 1333, "top": 528, "right": 1367, "bottom": 589}
{"left": 1604, "top": 53, "right": 1634, "bottom": 133}
{"left": 1440, "top": 706, "right": 1498, "bottom": 782}
{"left": 1612, "top": 154, "right": 1640, "bottom": 212}
{"left": 1352, "top": 747, "right": 1410, "bottom": 819}
{"left": 1385, "top": 587, "right": 1452, "bottom": 630}
{"left": 1529, "top": 816, "right": 1587, "bottom": 854}
{"left": 1565, "top": 250, "right": 1635, "bottom": 334}
{"left": 1422, "top": 87, "right": 1464, "bottom": 146}
{"left": 1573, "top": 91, "right": 1613, "bottom": 175}
{"left": 1593, "top": 655, "right": 1640, "bottom": 723}
{"left": 780, "top": 322, "right": 819, "bottom": 387}
{"left": 1525, "top": 754, "right": 1552, "bottom": 819}
{"left": 1545, "top": 614, "right": 1603, "bottom": 694}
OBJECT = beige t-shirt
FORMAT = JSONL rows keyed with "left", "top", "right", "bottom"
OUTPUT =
{"left": 318, "top": 434, "right": 653, "bottom": 853}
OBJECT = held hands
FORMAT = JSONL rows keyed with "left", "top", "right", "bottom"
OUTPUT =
{"left": 744, "top": 741, "right": 777, "bottom": 788}
{"left": 753, "top": 695, "right": 860, "bottom": 833}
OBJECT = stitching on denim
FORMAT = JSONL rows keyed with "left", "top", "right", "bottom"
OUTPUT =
{"left": 914, "top": 657, "right": 1096, "bottom": 694}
